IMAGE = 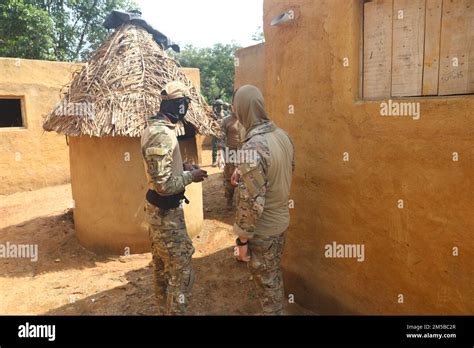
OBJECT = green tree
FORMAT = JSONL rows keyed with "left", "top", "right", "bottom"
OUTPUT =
{"left": 0, "top": 0, "right": 54, "bottom": 60}
{"left": 173, "top": 43, "right": 241, "bottom": 103}
{"left": 0, "top": 0, "right": 140, "bottom": 62}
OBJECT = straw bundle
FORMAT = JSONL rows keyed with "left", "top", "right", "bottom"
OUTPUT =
{"left": 43, "top": 24, "right": 222, "bottom": 138}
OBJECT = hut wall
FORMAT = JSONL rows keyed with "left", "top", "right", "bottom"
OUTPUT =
{"left": 70, "top": 68, "right": 204, "bottom": 254}
{"left": 69, "top": 137, "right": 203, "bottom": 255}
{"left": 69, "top": 136, "right": 148, "bottom": 253}
{"left": 235, "top": 43, "right": 266, "bottom": 96}
{"left": 258, "top": 0, "right": 473, "bottom": 314}
{"left": 0, "top": 58, "right": 82, "bottom": 194}
{"left": 182, "top": 66, "right": 212, "bottom": 154}
{"left": 179, "top": 137, "right": 204, "bottom": 244}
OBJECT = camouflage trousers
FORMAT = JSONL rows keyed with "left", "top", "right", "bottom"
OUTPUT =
{"left": 145, "top": 202, "right": 195, "bottom": 315}
{"left": 211, "top": 137, "right": 219, "bottom": 163}
{"left": 223, "top": 162, "right": 236, "bottom": 204}
{"left": 248, "top": 232, "right": 286, "bottom": 315}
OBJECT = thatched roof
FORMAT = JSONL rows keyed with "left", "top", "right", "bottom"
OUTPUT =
{"left": 43, "top": 23, "right": 221, "bottom": 138}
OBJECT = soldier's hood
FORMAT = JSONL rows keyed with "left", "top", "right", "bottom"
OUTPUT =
{"left": 234, "top": 85, "right": 276, "bottom": 141}
{"left": 234, "top": 85, "right": 270, "bottom": 134}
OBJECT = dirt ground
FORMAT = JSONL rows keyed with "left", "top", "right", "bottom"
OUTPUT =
{"left": 0, "top": 149, "right": 312, "bottom": 315}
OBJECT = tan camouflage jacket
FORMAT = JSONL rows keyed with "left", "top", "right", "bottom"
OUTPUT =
{"left": 141, "top": 116, "right": 192, "bottom": 196}
{"left": 218, "top": 114, "right": 243, "bottom": 150}
{"left": 233, "top": 121, "right": 295, "bottom": 238}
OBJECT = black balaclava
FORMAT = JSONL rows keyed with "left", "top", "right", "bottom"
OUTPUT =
{"left": 159, "top": 97, "right": 190, "bottom": 124}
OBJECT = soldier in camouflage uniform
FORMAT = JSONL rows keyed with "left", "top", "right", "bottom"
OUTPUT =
{"left": 218, "top": 111, "right": 243, "bottom": 208}
{"left": 211, "top": 99, "right": 225, "bottom": 167}
{"left": 232, "top": 85, "right": 295, "bottom": 315}
{"left": 141, "top": 81, "right": 208, "bottom": 315}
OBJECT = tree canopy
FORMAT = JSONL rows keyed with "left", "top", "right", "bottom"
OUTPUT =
{"left": 0, "top": 0, "right": 54, "bottom": 60}
{"left": 0, "top": 1, "right": 244, "bottom": 104}
{"left": 0, "top": 0, "right": 139, "bottom": 61}
{"left": 173, "top": 43, "right": 241, "bottom": 104}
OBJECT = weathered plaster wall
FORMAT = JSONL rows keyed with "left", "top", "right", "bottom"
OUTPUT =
{"left": 263, "top": 0, "right": 473, "bottom": 314}
{"left": 179, "top": 137, "right": 204, "bottom": 244}
{"left": 235, "top": 43, "right": 266, "bottom": 96}
{"left": 69, "top": 136, "right": 148, "bottom": 254}
{"left": 0, "top": 58, "right": 82, "bottom": 194}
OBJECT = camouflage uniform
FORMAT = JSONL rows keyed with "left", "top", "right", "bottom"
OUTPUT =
{"left": 219, "top": 114, "right": 242, "bottom": 206}
{"left": 141, "top": 115, "right": 195, "bottom": 315}
{"left": 212, "top": 101, "right": 225, "bottom": 165}
{"left": 223, "top": 162, "right": 237, "bottom": 204}
{"left": 234, "top": 121, "right": 295, "bottom": 315}
{"left": 248, "top": 233, "right": 286, "bottom": 314}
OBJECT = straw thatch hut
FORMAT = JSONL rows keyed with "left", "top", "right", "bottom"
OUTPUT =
{"left": 43, "top": 11, "right": 221, "bottom": 254}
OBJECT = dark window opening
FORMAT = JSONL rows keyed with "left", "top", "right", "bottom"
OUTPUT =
{"left": 0, "top": 98, "right": 24, "bottom": 128}
{"left": 177, "top": 119, "right": 197, "bottom": 140}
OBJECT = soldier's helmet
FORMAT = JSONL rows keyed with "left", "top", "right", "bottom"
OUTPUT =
{"left": 161, "top": 81, "right": 191, "bottom": 101}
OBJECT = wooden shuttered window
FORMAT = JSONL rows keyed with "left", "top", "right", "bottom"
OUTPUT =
{"left": 363, "top": 0, "right": 474, "bottom": 99}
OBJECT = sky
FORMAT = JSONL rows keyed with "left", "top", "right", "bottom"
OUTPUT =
{"left": 135, "top": 0, "right": 263, "bottom": 48}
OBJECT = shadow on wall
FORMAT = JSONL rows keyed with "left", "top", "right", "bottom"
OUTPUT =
{"left": 284, "top": 269, "right": 358, "bottom": 315}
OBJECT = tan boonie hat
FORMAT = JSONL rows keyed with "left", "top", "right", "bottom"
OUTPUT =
{"left": 161, "top": 81, "right": 190, "bottom": 101}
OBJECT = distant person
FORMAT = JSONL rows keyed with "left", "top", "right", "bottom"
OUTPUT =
{"left": 141, "top": 81, "right": 208, "bottom": 315}
{"left": 211, "top": 99, "right": 225, "bottom": 167}
{"left": 232, "top": 85, "right": 295, "bottom": 315}
{"left": 223, "top": 102, "right": 232, "bottom": 117}
{"left": 217, "top": 110, "right": 243, "bottom": 209}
